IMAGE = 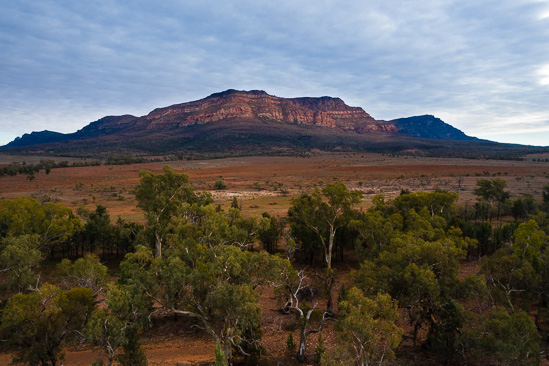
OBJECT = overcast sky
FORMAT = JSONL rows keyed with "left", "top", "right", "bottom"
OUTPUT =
{"left": 1, "top": 0, "right": 549, "bottom": 146}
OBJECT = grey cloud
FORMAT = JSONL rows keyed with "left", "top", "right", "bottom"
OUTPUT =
{"left": 1, "top": 0, "right": 549, "bottom": 145}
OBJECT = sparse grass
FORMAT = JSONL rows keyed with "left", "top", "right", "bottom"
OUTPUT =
{"left": 0, "top": 152, "right": 548, "bottom": 220}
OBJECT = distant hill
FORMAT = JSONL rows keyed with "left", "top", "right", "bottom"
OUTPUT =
{"left": 389, "top": 115, "right": 477, "bottom": 141}
{"left": 2, "top": 89, "right": 546, "bottom": 158}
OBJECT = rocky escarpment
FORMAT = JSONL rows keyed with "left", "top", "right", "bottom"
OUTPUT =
{"left": 3, "top": 89, "right": 501, "bottom": 157}
{"left": 140, "top": 89, "right": 397, "bottom": 133}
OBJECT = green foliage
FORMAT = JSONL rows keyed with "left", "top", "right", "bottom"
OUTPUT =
{"left": 288, "top": 182, "right": 362, "bottom": 269}
{"left": 352, "top": 225, "right": 469, "bottom": 345}
{"left": 82, "top": 204, "right": 114, "bottom": 254}
{"left": 314, "top": 333, "right": 325, "bottom": 364}
{"left": 231, "top": 196, "right": 240, "bottom": 209}
{"left": 350, "top": 210, "right": 398, "bottom": 260}
{"left": 473, "top": 307, "right": 541, "bottom": 366}
{"left": 336, "top": 288, "right": 402, "bottom": 366}
{"left": 474, "top": 178, "right": 509, "bottom": 203}
{"left": 425, "top": 299, "right": 471, "bottom": 357}
{"left": 0, "top": 234, "right": 41, "bottom": 293}
{"left": 134, "top": 165, "right": 212, "bottom": 257}
{"left": 393, "top": 190, "right": 458, "bottom": 219}
{"left": 117, "top": 327, "right": 148, "bottom": 366}
{"left": 86, "top": 308, "right": 127, "bottom": 366}
{"left": 57, "top": 253, "right": 108, "bottom": 296}
{"left": 473, "top": 178, "right": 509, "bottom": 222}
{"left": 214, "top": 179, "right": 227, "bottom": 190}
{"left": 0, "top": 196, "right": 81, "bottom": 254}
{"left": 512, "top": 194, "right": 538, "bottom": 221}
{"left": 86, "top": 282, "right": 151, "bottom": 365}
{"left": 337, "top": 283, "right": 347, "bottom": 307}
{"left": 286, "top": 332, "right": 296, "bottom": 353}
{"left": 258, "top": 212, "right": 284, "bottom": 253}
{"left": 0, "top": 284, "right": 95, "bottom": 366}
{"left": 542, "top": 183, "right": 549, "bottom": 213}
{"left": 215, "top": 339, "right": 228, "bottom": 366}
{"left": 481, "top": 220, "right": 548, "bottom": 312}
{"left": 119, "top": 242, "right": 287, "bottom": 365}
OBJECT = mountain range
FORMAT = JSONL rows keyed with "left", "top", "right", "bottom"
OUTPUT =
{"left": 2, "top": 89, "right": 545, "bottom": 158}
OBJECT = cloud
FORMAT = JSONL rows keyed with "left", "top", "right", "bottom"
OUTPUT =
{"left": 539, "top": 65, "right": 549, "bottom": 86}
{"left": 1, "top": 0, "right": 549, "bottom": 146}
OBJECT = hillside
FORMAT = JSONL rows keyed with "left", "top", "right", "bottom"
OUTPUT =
{"left": 2, "top": 89, "right": 546, "bottom": 158}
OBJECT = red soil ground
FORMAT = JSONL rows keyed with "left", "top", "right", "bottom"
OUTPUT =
{"left": 1, "top": 152, "right": 548, "bottom": 365}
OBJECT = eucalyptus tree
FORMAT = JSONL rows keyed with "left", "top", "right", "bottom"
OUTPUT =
{"left": 85, "top": 282, "right": 150, "bottom": 366}
{"left": 0, "top": 196, "right": 81, "bottom": 258}
{"left": 335, "top": 287, "right": 402, "bottom": 366}
{"left": 473, "top": 178, "right": 509, "bottom": 223}
{"left": 288, "top": 183, "right": 362, "bottom": 270}
{"left": 57, "top": 253, "right": 109, "bottom": 297}
{"left": 119, "top": 243, "right": 286, "bottom": 365}
{"left": 288, "top": 182, "right": 362, "bottom": 313}
{"left": 352, "top": 229, "right": 470, "bottom": 345}
{"left": 0, "top": 234, "right": 42, "bottom": 293}
{"left": 134, "top": 165, "right": 212, "bottom": 257}
{"left": 482, "top": 220, "right": 548, "bottom": 315}
{"left": 0, "top": 284, "right": 95, "bottom": 366}
{"left": 274, "top": 265, "right": 331, "bottom": 363}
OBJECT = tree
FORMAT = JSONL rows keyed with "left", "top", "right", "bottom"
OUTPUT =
{"left": 258, "top": 212, "right": 284, "bottom": 254}
{"left": 0, "top": 284, "right": 95, "bottom": 366}
{"left": 82, "top": 205, "right": 114, "bottom": 258}
{"left": 353, "top": 231, "right": 469, "bottom": 345}
{"left": 230, "top": 196, "right": 240, "bottom": 210}
{"left": 0, "top": 234, "right": 42, "bottom": 293}
{"left": 85, "top": 283, "right": 150, "bottom": 366}
{"left": 289, "top": 183, "right": 362, "bottom": 270}
{"left": 473, "top": 178, "right": 509, "bottom": 223}
{"left": 336, "top": 288, "right": 402, "bottom": 366}
{"left": 57, "top": 254, "right": 108, "bottom": 296}
{"left": 350, "top": 211, "right": 399, "bottom": 260}
{"left": 288, "top": 183, "right": 362, "bottom": 313}
{"left": 474, "top": 307, "right": 541, "bottom": 366}
{"left": 542, "top": 184, "right": 549, "bottom": 213}
{"left": 120, "top": 244, "right": 281, "bottom": 365}
{"left": 0, "top": 196, "right": 81, "bottom": 258}
{"left": 512, "top": 194, "right": 538, "bottom": 222}
{"left": 134, "top": 165, "right": 211, "bottom": 257}
{"left": 274, "top": 266, "right": 331, "bottom": 363}
{"left": 116, "top": 326, "right": 147, "bottom": 366}
{"left": 112, "top": 217, "right": 143, "bottom": 257}
{"left": 481, "top": 220, "right": 548, "bottom": 313}
{"left": 393, "top": 191, "right": 458, "bottom": 219}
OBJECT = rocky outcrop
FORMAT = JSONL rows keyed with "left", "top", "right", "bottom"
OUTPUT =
{"left": 141, "top": 89, "right": 397, "bottom": 134}
{"left": 4, "top": 90, "right": 484, "bottom": 155}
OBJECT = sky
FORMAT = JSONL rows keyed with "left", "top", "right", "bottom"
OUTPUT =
{"left": 1, "top": 0, "right": 549, "bottom": 147}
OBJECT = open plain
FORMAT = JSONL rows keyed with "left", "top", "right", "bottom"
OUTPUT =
{"left": 1, "top": 152, "right": 547, "bottom": 219}
{"left": 1, "top": 152, "right": 549, "bottom": 365}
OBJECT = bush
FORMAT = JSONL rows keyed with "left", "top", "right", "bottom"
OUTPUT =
{"left": 214, "top": 180, "right": 227, "bottom": 190}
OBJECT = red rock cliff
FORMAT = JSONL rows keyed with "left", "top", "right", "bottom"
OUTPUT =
{"left": 141, "top": 89, "right": 396, "bottom": 134}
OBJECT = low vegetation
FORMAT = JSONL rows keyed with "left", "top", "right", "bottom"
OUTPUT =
{"left": 1, "top": 164, "right": 549, "bottom": 365}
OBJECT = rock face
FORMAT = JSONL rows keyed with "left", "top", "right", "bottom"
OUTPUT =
{"left": 139, "top": 89, "right": 397, "bottom": 134}
{"left": 3, "top": 89, "right": 484, "bottom": 156}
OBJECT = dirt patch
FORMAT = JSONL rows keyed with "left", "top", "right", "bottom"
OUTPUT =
{"left": 0, "top": 153, "right": 547, "bottom": 220}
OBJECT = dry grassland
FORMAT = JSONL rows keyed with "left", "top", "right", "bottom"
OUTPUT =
{"left": 1, "top": 152, "right": 547, "bottom": 220}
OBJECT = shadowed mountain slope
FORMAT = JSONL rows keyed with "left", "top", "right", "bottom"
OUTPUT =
{"left": 2, "top": 89, "right": 546, "bottom": 158}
